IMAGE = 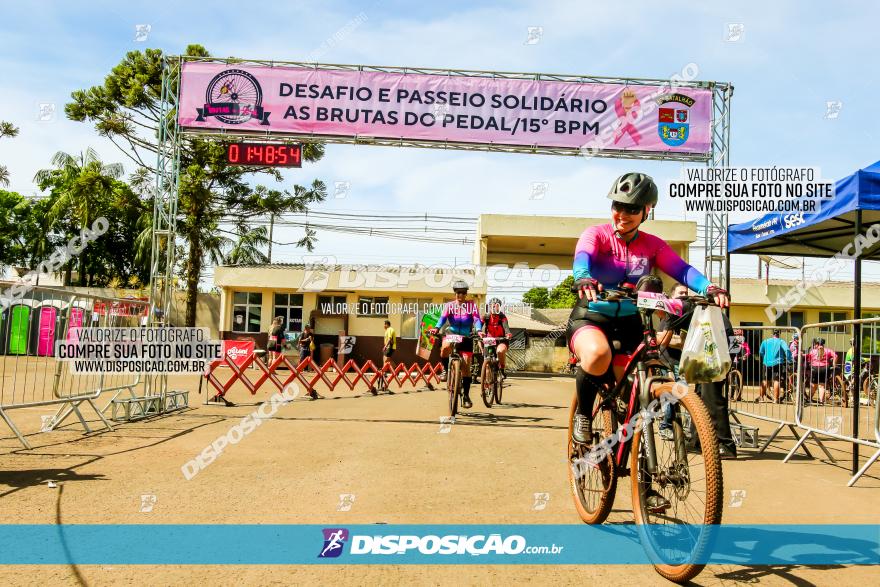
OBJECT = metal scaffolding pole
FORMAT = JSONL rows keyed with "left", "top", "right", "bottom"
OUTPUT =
{"left": 704, "top": 82, "right": 734, "bottom": 288}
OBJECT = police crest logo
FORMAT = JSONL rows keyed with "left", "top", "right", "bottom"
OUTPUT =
{"left": 657, "top": 93, "right": 695, "bottom": 147}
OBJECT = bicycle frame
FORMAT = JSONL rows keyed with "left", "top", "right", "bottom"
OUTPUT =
{"left": 589, "top": 294, "right": 685, "bottom": 475}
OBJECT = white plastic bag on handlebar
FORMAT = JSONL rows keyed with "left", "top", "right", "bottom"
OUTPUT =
{"left": 678, "top": 305, "right": 731, "bottom": 383}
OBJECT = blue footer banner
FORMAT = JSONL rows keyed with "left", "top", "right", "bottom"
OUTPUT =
{"left": 0, "top": 525, "right": 877, "bottom": 565}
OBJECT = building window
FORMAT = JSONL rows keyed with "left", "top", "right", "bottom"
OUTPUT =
{"left": 775, "top": 310, "right": 804, "bottom": 328}
{"left": 317, "top": 295, "right": 347, "bottom": 315}
{"left": 819, "top": 311, "right": 848, "bottom": 333}
{"left": 861, "top": 313, "right": 880, "bottom": 355}
{"left": 274, "top": 293, "right": 304, "bottom": 333}
{"left": 358, "top": 296, "right": 390, "bottom": 317}
{"left": 232, "top": 292, "right": 262, "bottom": 333}
{"left": 401, "top": 297, "right": 433, "bottom": 338}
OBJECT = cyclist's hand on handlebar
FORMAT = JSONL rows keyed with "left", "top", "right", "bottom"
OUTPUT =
{"left": 706, "top": 285, "right": 730, "bottom": 309}
{"left": 574, "top": 278, "right": 602, "bottom": 302}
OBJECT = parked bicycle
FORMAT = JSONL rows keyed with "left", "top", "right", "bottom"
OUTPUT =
{"left": 727, "top": 357, "right": 744, "bottom": 402}
{"left": 567, "top": 288, "right": 723, "bottom": 584}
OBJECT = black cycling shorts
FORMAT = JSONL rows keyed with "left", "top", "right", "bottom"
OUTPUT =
{"left": 566, "top": 297, "right": 643, "bottom": 356}
{"left": 763, "top": 364, "right": 787, "bottom": 382}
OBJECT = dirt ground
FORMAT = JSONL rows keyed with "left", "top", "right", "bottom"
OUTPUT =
{"left": 0, "top": 371, "right": 878, "bottom": 586}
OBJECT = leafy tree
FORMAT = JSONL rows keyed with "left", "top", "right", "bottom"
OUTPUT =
{"left": 0, "top": 190, "right": 30, "bottom": 269}
{"left": 548, "top": 275, "right": 577, "bottom": 309}
{"left": 0, "top": 122, "right": 19, "bottom": 187}
{"left": 66, "top": 44, "right": 327, "bottom": 326}
{"left": 522, "top": 287, "right": 550, "bottom": 309}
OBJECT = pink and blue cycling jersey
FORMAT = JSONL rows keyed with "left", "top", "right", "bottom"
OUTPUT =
{"left": 573, "top": 224, "right": 710, "bottom": 317}
{"left": 436, "top": 300, "right": 483, "bottom": 335}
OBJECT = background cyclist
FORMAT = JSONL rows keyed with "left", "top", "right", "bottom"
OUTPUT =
{"left": 480, "top": 297, "right": 512, "bottom": 378}
{"left": 566, "top": 172, "right": 729, "bottom": 447}
{"left": 431, "top": 280, "right": 483, "bottom": 409}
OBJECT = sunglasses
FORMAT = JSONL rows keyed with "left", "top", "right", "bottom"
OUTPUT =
{"left": 612, "top": 202, "right": 643, "bottom": 215}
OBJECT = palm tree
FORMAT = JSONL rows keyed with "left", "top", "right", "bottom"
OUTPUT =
{"left": 0, "top": 121, "right": 19, "bottom": 187}
{"left": 225, "top": 222, "right": 269, "bottom": 265}
{"left": 34, "top": 148, "right": 124, "bottom": 285}
{"left": 244, "top": 181, "right": 327, "bottom": 262}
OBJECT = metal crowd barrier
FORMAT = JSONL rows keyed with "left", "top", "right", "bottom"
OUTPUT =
{"left": 727, "top": 326, "right": 816, "bottom": 455}
{"left": 0, "top": 286, "right": 156, "bottom": 449}
{"left": 788, "top": 319, "right": 880, "bottom": 487}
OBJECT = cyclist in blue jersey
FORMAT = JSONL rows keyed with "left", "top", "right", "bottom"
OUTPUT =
{"left": 430, "top": 280, "right": 483, "bottom": 409}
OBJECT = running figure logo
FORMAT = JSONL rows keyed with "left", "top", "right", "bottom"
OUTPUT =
{"left": 318, "top": 528, "right": 349, "bottom": 558}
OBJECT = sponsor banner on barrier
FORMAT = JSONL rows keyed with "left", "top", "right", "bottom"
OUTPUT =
{"left": 178, "top": 62, "right": 712, "bottom": 155}
{"left": 0, "top": 525, "right": 876, "bottom": 565}
{"left": 223, "top": 340, "right": 255, "bottom": 367}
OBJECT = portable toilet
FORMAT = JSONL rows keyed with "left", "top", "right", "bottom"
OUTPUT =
{"left": 29, "top": 299, "right": 67, "bottom": 356}
{"left": 5, "top": 299, "right": 36, "bottom": 355}
{"left": 0, "top": 305, "right": 8, "bottom": 355}
{"left": 65, "top": 300, "right": 90, "bottom": 341}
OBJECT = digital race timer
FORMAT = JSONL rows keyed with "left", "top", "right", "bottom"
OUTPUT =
{"left": 225, "top": 143, "right": 302, "bottom": 167}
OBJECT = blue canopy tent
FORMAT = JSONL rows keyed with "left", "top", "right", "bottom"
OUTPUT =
{"left": 728, "top": 159, "right": 880, "bottom": 477}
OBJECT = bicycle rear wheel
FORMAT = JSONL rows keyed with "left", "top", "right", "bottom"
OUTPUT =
{"left": 831, "top": 375, "right": 846, "bottom": 406}
{"left": 448, "top": 358, "right": 461, "bottom": 417}
{"left": 480, "top": 361, "right": 494, "bottom": 408}
{"left": 631, "top": 382, "right": 723, "bottom": 584}
{"left": 728, "top": 370, "right": 743, "bottom": 402}
{"left": 567, "top": 393, "right": 617, "bottom": 524}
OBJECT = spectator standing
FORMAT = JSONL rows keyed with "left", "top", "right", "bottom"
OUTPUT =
{"left": 267, "top": 316, "right": 285, "bottom": 364}
{"left": 758, "top": 330, "right": 793, "bottom": 403}
{"left": 807, "top": 337, "right": 837, "bottom": 404}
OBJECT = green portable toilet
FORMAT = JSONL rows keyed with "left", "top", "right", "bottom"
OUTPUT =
{"left": 7, "top": 300, "right": 35, "bottom": 355}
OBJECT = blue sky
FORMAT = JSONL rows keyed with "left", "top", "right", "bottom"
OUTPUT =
{"left": 1, "top": 0, "right": 879, "bottom": 291}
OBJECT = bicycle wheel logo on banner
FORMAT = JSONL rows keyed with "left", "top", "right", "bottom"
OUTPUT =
{"left": 196, "top": 69, "right": 270, "bottom": 125}
{"left": 657, "top": 93, "right": 695, "bottom": 147}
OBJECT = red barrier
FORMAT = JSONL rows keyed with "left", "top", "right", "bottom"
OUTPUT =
{"left": 204, "top": 353, "right": 442, "bottom": 399}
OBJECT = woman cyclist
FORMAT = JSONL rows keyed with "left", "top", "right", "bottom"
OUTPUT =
{"left": 567, "top": 172, "right": 729, "bottom": 445}
{"left": 480, "top": 297, "right": 512, "bottom": 378}
{"left": 430, "top": 280, "right": 483, "bottom": 409}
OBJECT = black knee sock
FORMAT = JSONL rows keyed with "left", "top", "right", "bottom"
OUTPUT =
{"left": 576, "top": 368, "right": 605, "bottom": 417}
{"left": 463, "top": 376, "right": 472, "bottom": 396}
{"left": 442, "top": 356, "right": 449, "bottom": 371}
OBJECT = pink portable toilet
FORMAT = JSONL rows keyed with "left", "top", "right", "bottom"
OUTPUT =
{"left": 28, "top": 300, "right": 66, "bottom": 356}
{"left": 65, "top": 300, "right": 89, "bottom": 341}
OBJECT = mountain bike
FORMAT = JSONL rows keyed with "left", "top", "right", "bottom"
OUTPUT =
{"left": 567, "top": 288, "right": 723, "bottom": 584}
{"left": 479, "top": 335, "right": 509, "bottom": 407}
{"left": 435, "top": 333, "right": 470, "bottom": 418}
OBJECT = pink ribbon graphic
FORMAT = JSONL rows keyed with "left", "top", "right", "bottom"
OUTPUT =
{"left": 613, "top": 96, "right": 642, "bottom": 146}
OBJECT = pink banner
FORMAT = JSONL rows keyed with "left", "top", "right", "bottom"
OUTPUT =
{"left": 179, "top": 62, "right": 712, "bottom": 155}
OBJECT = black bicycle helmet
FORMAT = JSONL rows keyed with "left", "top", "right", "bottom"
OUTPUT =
{"left": 607, "top": 172, "right": 659, "bottom": 208}
{"left": 452, "top": 279, "right": 469, "bottom": 293}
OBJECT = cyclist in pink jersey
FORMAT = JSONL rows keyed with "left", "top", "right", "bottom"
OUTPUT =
{"left": 566, "top": 172, "right": 729, "bottom": 445}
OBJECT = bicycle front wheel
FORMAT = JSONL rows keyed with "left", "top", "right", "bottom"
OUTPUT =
{"left": 493, "top": 368, "right": 503, "bottom": 404}
{"left": 631, "top": 382, "right": 723, "bottom": 584}
{"left": 448, "top": 358, "right": 461, "bottom": 417}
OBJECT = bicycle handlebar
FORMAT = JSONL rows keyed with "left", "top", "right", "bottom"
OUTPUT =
{"left": 568, "top": 284, "right": 717, "bottom": 307}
